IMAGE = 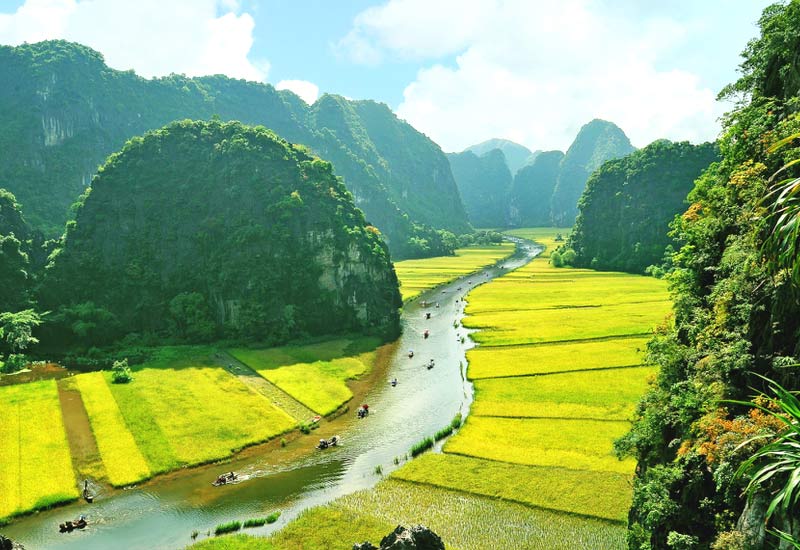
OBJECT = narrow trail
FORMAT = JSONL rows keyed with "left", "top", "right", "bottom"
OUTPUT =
{"left": 218, "top": 352, "right": 317, "bottom": 423}
{"left": 57, "top": 378, "right": 106, "bottom": 483}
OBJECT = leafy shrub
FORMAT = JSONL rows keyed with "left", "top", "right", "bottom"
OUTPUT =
{"left": 0, "top": 353, "right": 28, "bottom": 373}
{"left": 214, "top": 520, "right": 242, "bottom": 535}
{"left": 111, "top": 358, "right": 133, "bottom": 384}
{"left": 410, "top": 437, "right": 434, "bottom": 457}
{"left": 434, "top": 426, "right": 453, "bottom": 441}
{"left": 561, "top": 248, "right": 577, "bottom": 266}
{"left": 550, "top": 251, "right": 563, "bottom": 267}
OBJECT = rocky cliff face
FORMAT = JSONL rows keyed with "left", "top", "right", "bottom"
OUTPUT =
{"left": 0, "top": 40, "right": 468, "bottom": 258}
{"left": 549, "top": 119, "right": 635, "bottom": 226}
{"left": 41, "top": 120, "right": 401, "bottom": 344}
{"left": 447, "top": 149, "right": 512, "bottom": 228}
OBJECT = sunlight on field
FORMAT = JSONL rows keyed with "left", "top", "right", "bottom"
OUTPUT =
{"left": 394, "top": 243, "right": 515, "bottom": 301}
{"left": 230, "top": 337, "right": 380, "bottom": 415}
{"left": 393, "top": 454, "right": 632, "bottom": 523}
{"left": 471, "top": 365, "right": 656, "bottom": 420}
{"left": 75, "top": 373, "right": 152, "bottom": 486}
{"left": 0, "top": 380, "right": 78, "bottom": 521}
{"left": 466, "top": 335, "right": 650, "bottom": 378}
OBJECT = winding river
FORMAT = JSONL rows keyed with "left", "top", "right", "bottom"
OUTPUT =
{"left": 4, "top": 238, "right": 540, "bottom": 550}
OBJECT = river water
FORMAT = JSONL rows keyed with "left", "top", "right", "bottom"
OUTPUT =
{"left": 4, "top": 239, "right": 539, "bottom": 550}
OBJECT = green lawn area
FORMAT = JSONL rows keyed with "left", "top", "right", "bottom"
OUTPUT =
{"left": 394, "top": 243, "right": 515, "bottom": 301}
{"left": 229, "top": 337, "right": 381, "bottom": 416}
{"left": 471, "top": 366, "right": 656, "bottom": 420}
{"left": 0, "top": 380, "right": 78, "bottom": 521}
{"left": 466, "top": 336, "right": 651, "bottom": 379}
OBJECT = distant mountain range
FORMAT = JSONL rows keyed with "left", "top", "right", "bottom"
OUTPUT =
{"left": 449, "top": 120, "right": 635, "bottom": 228}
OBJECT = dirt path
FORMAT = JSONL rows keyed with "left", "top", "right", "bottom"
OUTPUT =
{"left": 218, "top": 352, "right": 317, "bottom": 423}
{"left": 57, "top": 377, "right": 106, "bottom": 484}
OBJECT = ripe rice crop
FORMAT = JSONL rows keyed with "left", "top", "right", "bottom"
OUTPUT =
{"left": 466, "top": 336, "right": 650, "bottom": 379}
{"left": 0, "top": 380, "right": 78, "bottom": 521}
{"left": 444, "top": 416, "right": 635, "bottom": 474}
{"left": 471, "top": 366, "right": 656, "bottom": 420}
{"left": 394, "top": 243, "right": 515, "bottom": 301}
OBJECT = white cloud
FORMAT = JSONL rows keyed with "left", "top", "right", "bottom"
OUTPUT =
{"left": 341, "top": 0, "right": 729, "bottom": 151}
{"left": 276, "top": 79, "right": 320, "bottom": 105}
{"left": 0, "top": 0, "right": 267, "bottom": 81}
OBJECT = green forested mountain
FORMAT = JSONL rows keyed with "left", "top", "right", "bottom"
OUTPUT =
{"left": 447, "top": 148, "right": 512, "bottom": 227}
{"left": 0, "top": 40, "right": 468, "bottom": 259}
{"left": 618, "top": 3, "right": 800, "bottom": 548}
{"left": 0, "top": 189, "right": 32, "bottom": 312}
{"left": 567, "top": 140, "right": 718, "bottom": 273}
{"left": 465, "top": 138, "right": 534, "bottom": 174}
{"left": 508, "top": 150, "right": 565, "bottom": 227}
{"left": 40, "top": 120, "right": 402, "bottom": 349}
{"left": 550, "top": 119, "right": 635, "bottom": 226}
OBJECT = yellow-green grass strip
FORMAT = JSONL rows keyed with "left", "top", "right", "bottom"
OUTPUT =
{"left": 466, "top": 335, "right": 651, "bottom": 379}
{"left": 444, "top": 416, "right": 635, "bottom": 474}
{"left": 231, "top": 338, "right": 380, "bottom": 416}
{"left": 394, "top": 243, "right": 515, "bottom": 301}
{"left": 392, "top": 453, "right": 632, "bottom": 523}
{"left": 109, "top": 362, "right": 296, "bottom": 468}
{"left": 0, "top": 380, "right": 78, "bottom": 520}
{"left": 75, "top": 372, "right": 151, "bottom": 486}
{"left": 466, "top": 299, "right": 671, "bottom": 346}
{"left": 471, "top": 366, "right": 656, "bottom": 420}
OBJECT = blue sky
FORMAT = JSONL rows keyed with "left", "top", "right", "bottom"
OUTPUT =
{"left": 0, "top": 0, "right": 775, "bottom": 152}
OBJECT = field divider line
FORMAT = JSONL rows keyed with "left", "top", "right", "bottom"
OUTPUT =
{"left": 219, "top": 351, "right": 317, "bottom": 423}
{"left": 470, "top": 363, "right": 650, "bottom": 380}
{"left": 389, "top": 477, "right": 628, "bottom": 526}
{"left": 467, "top": 332, "right": 654, "bottom": 348}
{"left": 466, "top": 298, "right": 672, "bottom": 314}
{"left": 472, "top": 414, "right": 634, "bottom": 423}
{"left": 441, "top": 449, "right": 633, "bottom": 478}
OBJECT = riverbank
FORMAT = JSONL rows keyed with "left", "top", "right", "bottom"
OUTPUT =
{"left": 189, "top": 228, "right": 670, "bottom": 549}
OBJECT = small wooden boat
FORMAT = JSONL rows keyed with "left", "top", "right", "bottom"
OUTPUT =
{"left": 309, "top": 415, "right": 321, "bottom": 424}
{"left": 316, "top": 435, "right": 340, "bottom": 450}
{"left": 212, "top": 472, "right": 239, "bottom": 487}
{"left": 59, "top": 516, "right": 87, "bottom": 533}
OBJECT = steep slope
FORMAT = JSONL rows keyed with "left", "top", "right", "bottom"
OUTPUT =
{"left": 550, "top": 120, "right": 635, "bottom": 226}
{"left": 447, "top": 149, "right": 512, "bottom": 228}
{"left": 0, "top": 40, "right": 467, "bottom": 258}
{"left": 41, "top": 120, "right": 402, "bottom": 346}
{"left": 508, "top": 150, "right": 565, "bottom": 227}
{"left": 0, "top": 189, "right": 32, "bottom": 311}
{"left": 567, "top": 140, "right": 719, "bottom": 273}
{"left": 619, "top": 3, "right": 800, "bottom": 548}
{"left": 465, "top": 138, "right": 534, "bottom": 175}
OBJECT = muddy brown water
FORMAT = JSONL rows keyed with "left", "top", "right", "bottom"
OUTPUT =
{"left": 3, "top": 239, "right": 540, "bottom": 550}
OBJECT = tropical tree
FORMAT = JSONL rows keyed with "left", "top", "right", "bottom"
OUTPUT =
{"left": 762, "top": 132, "right": 800, "bottom": 283}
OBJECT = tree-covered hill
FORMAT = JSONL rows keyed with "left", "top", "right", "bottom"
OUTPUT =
{"left": 508, "top": 150, "right": 565, "bottom": 227}
{"left": 447, "top": 149, "right": 512, "bottom": 228}
{"left": 550, "top": 119, "right": 635, "bottom": 226}
{"left": 0, "top": 40, "right": 468, "bottom": 259}
{"left": 618, "top": 2, "right": 800, "bottom": 548}
{"left": 465, "top": 138, "right": 535, "bottom": 175}
{"left": 40, "top": 120, "right": 402, "bottom": 349}
{"left": 0, "top": 189, "right": 33, "bottom": 312}
{"left": 567, "top": 140, "right": 719, "bottom": 273}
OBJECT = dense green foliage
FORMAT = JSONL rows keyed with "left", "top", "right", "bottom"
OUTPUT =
{"left": 447, "top": 148, "right": 512, "bottom": 227}
{"left": 550, "top": 119, "right": 635, "bottom": 226}
{"left": 568, "top": 140, "right": 719, "bottom": 273}
{"left": 40, "top": 119, "right": 401, "bottom": 349}
{"left": 465, "top": 138, "right": 536, "bottom": 175}
{"left": 0, "top": 40, "right": 468, "bottom": 259}
{"left": 619, "top": 3, "right": 800, "bottom": 547}
{"left": 508, "top": 151, "right": 564, "bottom": 227}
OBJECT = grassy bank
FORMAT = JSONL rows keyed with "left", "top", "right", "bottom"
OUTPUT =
{"left": 393, "top": 242, "right": 515, "bottom": 301}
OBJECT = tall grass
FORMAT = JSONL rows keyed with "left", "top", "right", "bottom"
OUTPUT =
{"left": 409, "top": 437, "right": 434, "bottom": 457}
{"left": 214, "top": 520, "right": 242, "bottom": 535}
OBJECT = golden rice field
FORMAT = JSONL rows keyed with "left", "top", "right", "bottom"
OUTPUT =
{"left": 393, "top": 242, "right": 515, "bottom": 301}
{"left": 0, "top": 380, "right": 78, "bottom": 521}
{"left": 230, "top": 337, "right": 381, "bottom": 415}
{"left": 73, "top": 346, "right": 296, "bottom": 486}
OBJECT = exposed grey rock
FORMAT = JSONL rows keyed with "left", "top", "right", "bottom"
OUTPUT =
{"left": 355, "top": 525, "right": 445, "bottom": 550}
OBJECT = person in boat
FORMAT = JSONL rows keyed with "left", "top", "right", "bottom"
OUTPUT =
{"left": 390, "top": 378, "right": 397, "bottom": 387}
{"left": 428, "top": 359, "right": 435, "bottom": 368}
{"left": 319, "top": 438, "right": 328, "bottom": 449}
{"left": 408, "top": 349, "right": 414, "bottom": 358}
{"left": 424, "top": 330, "right": 429, "bottom": 339}
{"left": 425, "top": 312, "right": 431, "bottom": 319}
